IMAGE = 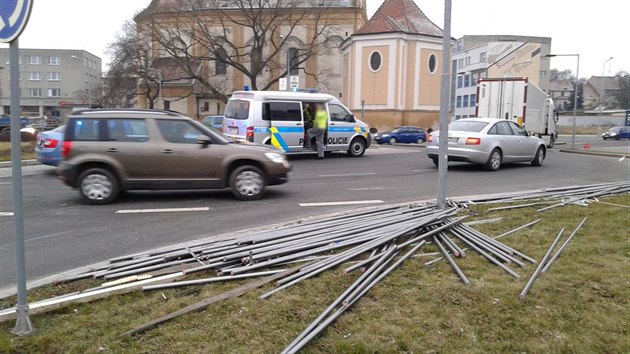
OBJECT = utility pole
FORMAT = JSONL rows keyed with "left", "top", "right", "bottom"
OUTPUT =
{"left": 436, "top": 0, "right": 452, "bottom": 209}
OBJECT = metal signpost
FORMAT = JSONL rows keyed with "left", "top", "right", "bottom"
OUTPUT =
{"left": 0, "top": 0, "right": 35, "bottom": 335}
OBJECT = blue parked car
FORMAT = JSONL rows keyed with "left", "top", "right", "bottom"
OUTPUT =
{"left": 35, "top": 125, "right": 65, "bottom": 167}
{"left": 602, "top": 126, "right": 630, "bottom": 140}
{"left": 201, "top": 115, "right": 224, "bottom": 131}
{"left": 374, "top": 126, "right": 427, "bottom": 144}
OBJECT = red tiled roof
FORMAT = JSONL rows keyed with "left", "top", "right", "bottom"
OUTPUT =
{"left": 355, "top": 0, "right": 443, "bottom": 37}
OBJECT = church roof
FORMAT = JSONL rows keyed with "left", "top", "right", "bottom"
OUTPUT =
{"left": 355, "top": 0, "right": 443, "bottom": 37}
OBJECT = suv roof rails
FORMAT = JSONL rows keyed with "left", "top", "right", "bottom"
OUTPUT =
{"left": 70, "top": 108, "right": 185, "bottom": 117}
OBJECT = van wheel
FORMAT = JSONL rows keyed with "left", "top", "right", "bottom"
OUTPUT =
{"left": 531, "top": 146, "right": 545, "bottom": 166}
{"left": 78, "top": 168, "right": 119, "bottom": 204}
{"left": 547, "top": 134, "right": 555, "bottom": 148}
{"left": 347, "top": 138, "right": 366, "bottom": 157}
{"left": 230, "top": 165, "right": 266, "bottom": 201}
{"left": 484, "top": 149, "right": 502, "bottom": 171}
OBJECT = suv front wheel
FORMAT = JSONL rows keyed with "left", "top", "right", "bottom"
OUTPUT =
{"left": 78, "top": 168, "right": 119, "bottom": 204}
{"left": 230, "top": 165, "right": 266, "bottom": 201}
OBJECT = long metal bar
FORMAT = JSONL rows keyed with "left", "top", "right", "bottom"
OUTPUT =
{"left": 494, "top": 219, "right": 541, "bottom": 239}
{"left": 454, "top": 229, "right": 519, "bottom": 266}
{"left": 519, "top": 228, "right": 566, "bottom": 299}
{"left": 458, "top": 225, "right": 535, "bottom": 264}
{"left": 438, "top": 234, "right": 460, "bottom": 257}
{"left": 441, "top": 232, "right": 465, "bottom": 257}
{"left": 142, "top": 270, "right": 286, "bottom": 291}
{"left": 434, "top": 236, "right": 470, "bottom": 287}
{"left": 454, "top": 232, "right": 520, "bottom": 278}
{"left": 540, "top": 218, "right": 587, "bottom": 274}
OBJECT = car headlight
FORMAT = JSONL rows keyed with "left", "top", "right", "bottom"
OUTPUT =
{"left": 610, "top": 133, "right": 617, "bottom": 136}
{"left": 265, "top": 152, "right": 286, "bottom": 164}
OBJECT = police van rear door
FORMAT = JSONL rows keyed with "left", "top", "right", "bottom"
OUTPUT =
{"left": 264, "top": 101, "right": 304, "bottom": 152}
{"left": 327, "top": 103, "right": 355, "bottom": 150}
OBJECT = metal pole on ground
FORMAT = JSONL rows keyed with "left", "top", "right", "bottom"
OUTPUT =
{"left": 436, "top": 0, "right": 452, "bottom": 209}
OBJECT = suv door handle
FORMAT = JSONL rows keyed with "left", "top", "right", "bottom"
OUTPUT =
{"left": 107, "top": 148, "right": 118, "bottom": 153}
{"left": 296, "top": 123, "right": 302, "bottom": 126}
{"left": 330, "top": 123, "right": 336, "bottom": 126}
{"left": 162, "top": 149, "right": 174, "bottom": 155}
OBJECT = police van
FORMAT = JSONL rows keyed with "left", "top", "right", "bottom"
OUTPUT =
{"left": 222, "top": 91, "right": 371, "bottom": 157}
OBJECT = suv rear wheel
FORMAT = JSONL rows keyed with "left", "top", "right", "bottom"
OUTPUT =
{"left": 230, "top": 165, "right": 266, "bottom": 201}
{"left": 78, "top": 168, "right": 119, "bottom": 204}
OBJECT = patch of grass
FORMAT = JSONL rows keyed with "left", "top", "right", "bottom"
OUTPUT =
{"left": 0, "top": 196, "right": 628, "bottom": 353}
{"left": 0, "top": 142, "right": 36, "bottom": 162}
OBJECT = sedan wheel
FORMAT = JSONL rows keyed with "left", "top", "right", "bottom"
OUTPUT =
{"left": 484, "top": 149, "right": 502, "bottom": 171}
{"left": 417, "top": 138, "right": 425, "bottom": 144}
{"left": 78, "top": 168, "right": 119, "bottom": 204}
{"left": 388, "top": 137, "right": 397, "bottom": 144}
{"left": 231, "top": 166, "right": 266, "bottom": 201}
{"left": 531, "top": 146, "right": 545, "bottom": 166}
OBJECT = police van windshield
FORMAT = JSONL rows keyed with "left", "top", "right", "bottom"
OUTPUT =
{"left": 224, "top": 100, "right": 250, "bottom": 120}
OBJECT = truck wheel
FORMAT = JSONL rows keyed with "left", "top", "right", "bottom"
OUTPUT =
{"left": 531, "top": 146, "right": 545, "bottom": 166}
{"left": 230, "top": 165, "right": 266, "bottom": 201}
{"left": 78, "top": 168, "right": 119, "bottom": 204}
{"left": 484, "top": 149, "right": 502, "bottom": 171}
{"left": 547, "top": 134, "right": 555, "bottom": 148}
{"left": 347, "top": 138, "right": 366, "bottom": 157}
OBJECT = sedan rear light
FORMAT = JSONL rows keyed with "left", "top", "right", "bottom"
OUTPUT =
{"left": 62, "top": 141, "right": 73, "bottom": 158}
{"left": 465, "top": 137, "right": 481, "bottom": 145}
{"left": 43, "top": 138, "right": 58, "bottom": 148}
{"left": 246, "top": 126, "right": 254, "bottom": 142}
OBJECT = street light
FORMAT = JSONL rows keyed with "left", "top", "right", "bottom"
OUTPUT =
{"left": 145, "top": 68, "right": 162, "bottom": 109}
{"left": 545, "top": 53, "right": 580, "bottom": 149}
{"left": 599, "top": 57, "right": 613, "bottom": 124}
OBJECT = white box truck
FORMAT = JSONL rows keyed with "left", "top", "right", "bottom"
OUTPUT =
{"left": 476, "top": 77, "right": 558, "bottom": 147}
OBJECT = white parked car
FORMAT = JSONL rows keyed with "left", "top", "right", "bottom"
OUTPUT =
{"left": 426, "top": 118, "right": 547, "bottom": 171}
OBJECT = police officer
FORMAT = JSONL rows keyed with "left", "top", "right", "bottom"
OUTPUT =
{"left": 306, "top": 103, "right": 327, "bottom": 159}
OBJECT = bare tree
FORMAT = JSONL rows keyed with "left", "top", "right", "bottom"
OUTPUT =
{"left": 136, "top": 0, "right": 342, "bottom": 100}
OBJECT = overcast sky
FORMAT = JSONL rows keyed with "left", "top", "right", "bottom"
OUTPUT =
{"left": 2, "top": 0, "right": 628, "bottom": 79}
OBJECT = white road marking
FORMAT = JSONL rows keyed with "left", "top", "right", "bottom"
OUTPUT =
{"left": 319, "top": 172, "right": 376, "bottom": 178}
{"left": 115, "top": 207, "right": 210, "bottom": 214}
{"left": 0, "top": 182, "right": 11, "bottom": 185}
{"left": 299, "top": 200, "right": 385, "bottom": 207}
{"left": 345, "top": 187, "right": 392, "bottom": 191}
{"left": 413, "top": 169, "right": 435, "bottom": 173}
{"left": 0, "top": 212, "right": 14, "bottom": 216}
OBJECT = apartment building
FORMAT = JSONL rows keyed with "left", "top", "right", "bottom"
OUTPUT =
{"left": 0, "top": 48, "right": 102, "bottom": 118}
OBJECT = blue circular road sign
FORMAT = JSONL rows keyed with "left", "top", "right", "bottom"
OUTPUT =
{"left": 0, "top": 0, "right": 33, "bottom": 43}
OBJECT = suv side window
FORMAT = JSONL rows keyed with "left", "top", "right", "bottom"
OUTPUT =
{"left": 70, "top": 118, "right": 103, "bottom": 141}
{"left": 107, "top": 119, "right": 148, "bottom": 142}
{"left": 263, "top": 102, "right": 302, "bottom": 121}
{"left": 328, "top": 104, "right": 354, "bottom": 123}
{"left": 157, "top": 120, "right": 206, "bottom": 144}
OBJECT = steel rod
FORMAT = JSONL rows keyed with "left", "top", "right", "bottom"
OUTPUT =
{"left": 540, "top": 218, "right": 587, "bottom": 274}
{"left": 519, "top": 228, "right": 566, "bottom": 299}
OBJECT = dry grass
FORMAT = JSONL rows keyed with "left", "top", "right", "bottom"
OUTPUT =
{"left": 0, "top": 142, "right": 36, "bottom": 162}
{"left": 0, "top": 195, "right": 628, "bottom": 353}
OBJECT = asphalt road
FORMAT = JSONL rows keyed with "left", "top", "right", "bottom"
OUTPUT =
{"left": 1, "top": 136, "right": 628, "bottom": 291}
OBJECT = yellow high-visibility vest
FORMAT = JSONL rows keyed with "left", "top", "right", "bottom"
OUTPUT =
{"left": 314, "top": 110, "right": 327, "bottom": 130}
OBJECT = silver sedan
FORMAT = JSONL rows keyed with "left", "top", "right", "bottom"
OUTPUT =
{"left": 426, "top": 118, "right": 546, "bottom": 171}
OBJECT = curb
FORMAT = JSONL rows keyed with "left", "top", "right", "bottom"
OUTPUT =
{"left": 559, "top": 149, "right": 630, "bottom": 158}
{"left": 0, "top": 159, "right": 40, "bottom": 168}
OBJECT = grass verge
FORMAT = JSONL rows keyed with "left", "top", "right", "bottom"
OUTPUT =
{"left": 1, "top": 195, "right": 628, "bottom": 353}
{"left": 0, "top": 142, "right": 36, "bottom": 162}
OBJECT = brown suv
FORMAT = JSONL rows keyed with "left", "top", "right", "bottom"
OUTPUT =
{"left": 58, "top": 109, "right": 290, "bottom": 204}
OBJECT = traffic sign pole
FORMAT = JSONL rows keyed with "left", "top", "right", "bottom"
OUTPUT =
{"left": 1, "top": 0, "right": 35, "bottom": 335}
{"left": 9, "top": 38, "right": 33, "bottom": 336}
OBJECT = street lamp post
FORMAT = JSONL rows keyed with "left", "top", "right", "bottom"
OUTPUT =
{"left": 546, "top": 54, "right": 580, "bottom": 149}
{"left": 146, "top": 68, "right": 162, "bottom": 109}
{"left": 599, "top": 57, "right": 613, "bottom": 133}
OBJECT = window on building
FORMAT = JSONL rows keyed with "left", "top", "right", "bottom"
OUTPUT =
{"left": 428, "top": 54, "right": 437, "bottom": 74}
{"left": 48, "top": 88, "right": 61, "bottom": 97}
{"left": 28, "top": 56, "right": 41, "bottom": 65}
{"left": 456, "top": 96, "right": 462, "bottom": 108}
{"left": 48, "top": 56, "right": 60, "bottom": 65}
{"left": 458, "top": 58, "right": 463, "bottom": 69}
{"left": 29, "top": 88, "right": 41, "bottom": 97}
{"left": 369, "top": 51, "right": 382, "bottom": 72}
{"left": 463, "top": 95, "right": 469, "bottom": 107}
{"left": 28, "top": 72, "right": 41, "bottom": 81}
{"left": 457, "top": 76, "right": 463, "bottom": 88}
{"left": 480, "top": 52, "right": 487, "bottom": 63}
{"left": 465, "top": 56, "right": 471, "bottom": 66}
{"left": 288, "top": 47, "right": 299, "bottom": 75}
{"left": 455, "top": 115, "right": 461, "bottom": 120}
{"left": 48, "top": 72, "right": 61, "bottom": 81}
{"left": 464, "top": 74, "right": 470, "bottom": 87}
{"left": 540, "top": 70, "right": 547, "bottom": 78}
{"left": 470, "top": 93, "right": 476, "bottom": 106}
{"left": 215, "top": 48, "right": 228, "bottom": 75}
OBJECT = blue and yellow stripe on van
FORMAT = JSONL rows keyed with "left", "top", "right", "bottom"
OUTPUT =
{"left": 256, "top": 126, "right": 304, "bottom": 152}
